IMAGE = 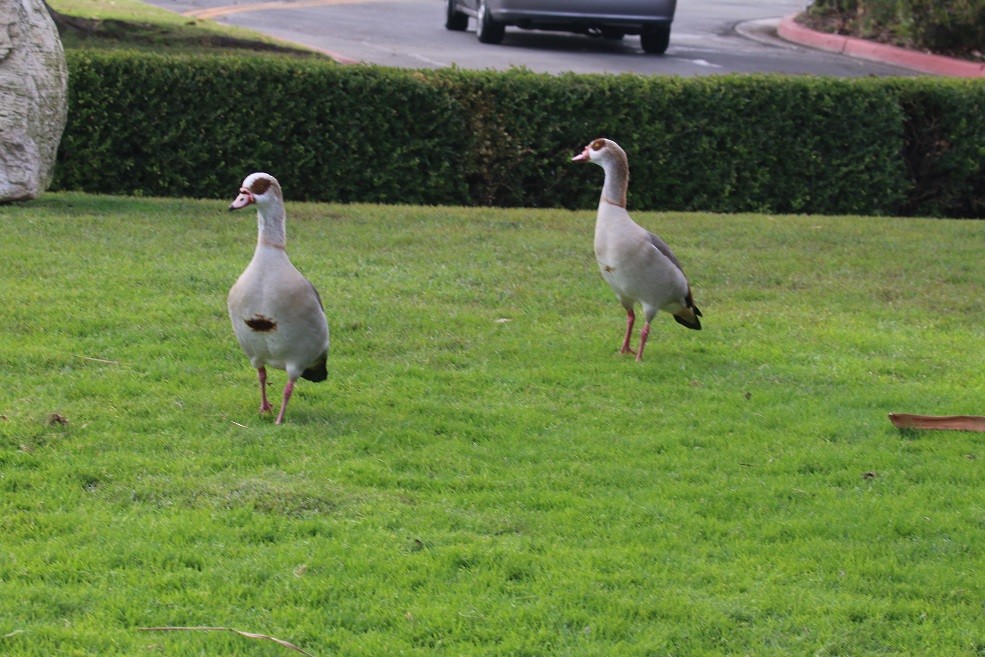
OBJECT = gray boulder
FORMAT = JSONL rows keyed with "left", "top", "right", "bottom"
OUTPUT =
{"left": 0, "top": 0, "right": 68, "bottom": 202}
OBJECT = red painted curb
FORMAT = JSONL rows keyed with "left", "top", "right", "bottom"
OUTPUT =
{"left": 778, "top": 13, "right": 985, "bottom": 78}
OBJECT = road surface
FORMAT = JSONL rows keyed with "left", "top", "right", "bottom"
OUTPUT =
{"left": 145, "top": 0, "right": 916, "bottom": 76}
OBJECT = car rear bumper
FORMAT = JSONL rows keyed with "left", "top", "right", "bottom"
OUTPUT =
{"left": 491, "top": 0, "right": 676, "bottom": 30}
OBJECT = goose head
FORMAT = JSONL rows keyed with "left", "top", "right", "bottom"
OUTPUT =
{"left": 571, "top": 138, "right": 627, "bottom": 167}
{"left": 229, "top": 172, "right": 283, "bottom": 212}
{"left": 572, "top": 138, "right": 630, "bottom": 207}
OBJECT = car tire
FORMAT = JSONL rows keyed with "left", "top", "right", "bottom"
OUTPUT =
{"left": 640, "top": 25, "right": 670, "bottom": 54}
{"left": 476, "top": 0, "right": 505, "bottom": 44}
{"left": 445, "top": 0, "right": 468, "bottom": 31}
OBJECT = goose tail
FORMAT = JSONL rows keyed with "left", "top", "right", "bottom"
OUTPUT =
{"left": 673, "top": 290, "right": 702, "bottom": 330}
{"left": 301, "top": 351, "right": 329, "bottom": 382}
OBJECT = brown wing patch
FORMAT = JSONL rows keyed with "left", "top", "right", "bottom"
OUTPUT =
{"left": 245, "top": 315, "right": 277, "bottom": 332}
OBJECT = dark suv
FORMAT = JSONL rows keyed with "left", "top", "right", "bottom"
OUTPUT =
{"left": 445, "top": 0, "right": 677, "bottom": 54}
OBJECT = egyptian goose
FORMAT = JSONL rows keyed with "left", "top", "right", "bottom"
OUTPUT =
{"left": 227, "top": 173, "right": 330, "bottom": 424}
{"left": 572, "top": 138, "right": 701, "bottom": 361}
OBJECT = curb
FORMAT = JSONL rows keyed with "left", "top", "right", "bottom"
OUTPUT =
{"left": 777, "top": 13, "right": 985, "bottom": 78}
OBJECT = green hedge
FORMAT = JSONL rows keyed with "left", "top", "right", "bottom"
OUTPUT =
{"left": 894, "top": 78, "right": 985, "bottom": 218}
{"left": 54, "top": 50, "right": 985, "bottom": 217}
{"left": 56, "top": 52, "right": 469, "bottom": 204}
{"left": 806, "top": 0, "right": 985, "bottom": 59}
{"left": 433, "top": 70, "right": 907, "bottom": 214}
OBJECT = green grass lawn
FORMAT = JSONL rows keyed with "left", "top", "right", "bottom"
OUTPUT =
{"left": 1, "top": 194, "right": 983, "bottom": 656}
{"left": 48, "top": 0, "right": 326, "bottom": 57}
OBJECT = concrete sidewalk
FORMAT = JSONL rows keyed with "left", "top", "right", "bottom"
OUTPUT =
{"left": 777, "top": 13, "right": 985, "bottom": 78}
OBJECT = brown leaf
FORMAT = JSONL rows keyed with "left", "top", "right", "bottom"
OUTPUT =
{"left": 47, "top": 413, "right": 68, "bottom": 426}
{"left": 889, "top": 413, "right": 985, "bottom": 432}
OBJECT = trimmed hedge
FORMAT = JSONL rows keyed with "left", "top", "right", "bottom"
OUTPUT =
{"left": 432, "top": 70, "right": 907, "bottom": 214}
{"left": 56, "top": 52, "right": 469, "bottom": 204}
{"left": 54, "top": 50, "right": 985, "bottom": 217}
{"left": 894, "top": 78, "right": 985, "bottom": 218}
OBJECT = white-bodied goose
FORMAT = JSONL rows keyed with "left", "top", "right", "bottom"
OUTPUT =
{"left": 227, "top": 173, "right": 330, "bottom": 424}
{"left": 572, "top": 138, "right": 701, "bottom": 361}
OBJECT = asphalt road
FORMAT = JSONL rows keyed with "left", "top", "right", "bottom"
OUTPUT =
{"left": 145, "top": 0, "right": 916, "bottom": 77}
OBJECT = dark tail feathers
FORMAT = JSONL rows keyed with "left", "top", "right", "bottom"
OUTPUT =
{"left": 673, "top": 293, "right": 702, "bottom": 330}
{"left": 301, "top": 351, "right": 329, "bottom": 382}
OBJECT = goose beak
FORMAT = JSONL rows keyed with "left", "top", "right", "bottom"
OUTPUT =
{"left": 571, "top": 147, "right": 590, "bottom": 163}
{"left": 229, "top": 188, "right": 255, "bottom": 211}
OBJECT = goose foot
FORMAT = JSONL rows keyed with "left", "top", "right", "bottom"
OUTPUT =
{"left": 636, "top": 322, "right": 651, "bottom": 362}
{"left": 258, "top": 367, "right": 273, "bottom": 413}
{"left": 275, "top": 379, "right": 296, "bottom": 425}
{"left": 619, "top": 310, "right": 636, "bottom": 355}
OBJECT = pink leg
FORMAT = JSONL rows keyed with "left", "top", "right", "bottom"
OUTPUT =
{"left": 636, "top": 322, "right": 652, "bottom": 362}
{"left": 257, "top": 367, "right": 272, "bottom": 413}
{"left": 620, "top": 309, "right": 636, "bottom": 354}
{"left": 274, "top": 378, "right": 296, "bottom": 425}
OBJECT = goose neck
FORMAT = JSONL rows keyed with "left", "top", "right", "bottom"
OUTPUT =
{"left": 255, "top": 204, "right": 287, "bottom": 249}
{"left": 599, "top": 156, "right": 628, "bottom": 209}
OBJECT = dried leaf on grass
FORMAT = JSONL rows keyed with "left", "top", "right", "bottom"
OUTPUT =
{"left": 47, "top": 413, "right": 69, "bottom": 426}
{"left": 888, "top": 414, "right": 985, "bottom": 433}
{"left": 140, "top": 626, "right": 315, "bottom": 656}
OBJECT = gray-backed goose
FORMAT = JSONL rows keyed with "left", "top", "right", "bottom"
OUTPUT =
{"left": 227, "top": 173, "right": 330, "bottom": 424}
{"left": 572, "top": 138, "right": 701, "bottom": 361}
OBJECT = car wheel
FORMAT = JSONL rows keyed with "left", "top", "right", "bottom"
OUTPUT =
{"left": 640, "top": 25, "right": 670, "bottom": 54}
{"left": 445, "top": 0, "right": 468, "bottom": 31}
{"left": 476, "top": 0, "right": 505, "bottom": 44}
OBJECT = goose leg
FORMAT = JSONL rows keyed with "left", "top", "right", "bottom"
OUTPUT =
{"left": 620, "top": 309, "right": 636, "bottom": 355}
{"left": 257, "top": 367, "right": 272, "bottom": 413}
{"left": 636, "top": 322, "right": 652, "bottom": 362}
{"left": 275, "top": 378, "right": 296, "bottom": 425}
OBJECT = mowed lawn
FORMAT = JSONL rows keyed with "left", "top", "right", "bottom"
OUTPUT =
{"left": 1, "top": 193, "right": 982, "bottom": 656}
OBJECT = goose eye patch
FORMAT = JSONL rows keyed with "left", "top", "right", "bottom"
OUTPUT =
{"left": 591, "top": 139, "right": 605, "bottom": 151}
{"left": 250, "top": 178, "right": 272, "bottom": 195}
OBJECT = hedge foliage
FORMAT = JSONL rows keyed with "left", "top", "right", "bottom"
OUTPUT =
{"left": 895, "top": 78, "right": 985, "bottom": 218}
{"left": 57, "top": 53, "right": 468, "bottom": 204}
{"left": 54, "top": 50, "right": 985, "bottom": 217}
{"left": 806, "top": 0, "right": 985, "bottom": 59}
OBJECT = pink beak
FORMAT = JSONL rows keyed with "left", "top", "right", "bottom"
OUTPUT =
{"left": 571, "top": 147, "right": 590, "bottom": 163}
{"left": 229, "top": 187, "right": 255, "bottom": 211}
